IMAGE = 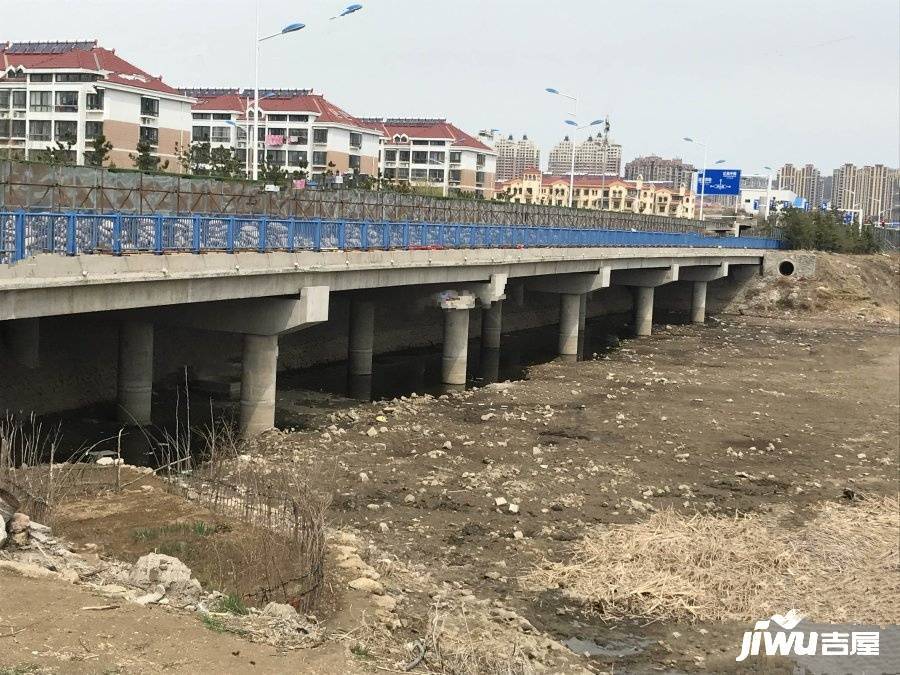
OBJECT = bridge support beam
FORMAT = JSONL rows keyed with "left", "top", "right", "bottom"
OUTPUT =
{"left": 481, "top": 301, "right": 503, "bottom": 350}
{"left": 611, "top": 266, "right": 678, "bottom": 338}
{"left": 348, "top": 299, "right": 375, "bottom": 377}
{"left": 558, "top": 293, "right": 582, "bottom": 361}
{"left": 578, "top": 294, "right": 588, "bottom": 359}
{"left": 691, "top": 281, "right": 708, "bottom": 324}
{"left": 438, "top": 292, "right": 475, "bottom": 388}
{"left": 633, "top": 287, "right": 655, "bottom": 337}
{"left": 117, "top": 321, "right": 154, "bottom": 425}
{"left": 240, "top": 334, "right": 278, "bottom": 438}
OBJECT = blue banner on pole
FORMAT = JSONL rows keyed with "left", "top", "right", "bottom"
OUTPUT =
{"left": 697, "top": 169, "right": 742, "bottom": 196}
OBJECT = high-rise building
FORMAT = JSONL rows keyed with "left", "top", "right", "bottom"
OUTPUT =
{"left": 547, "top": 136, "right": 574, "bottom": 175}
{"left": 492, "top": 133, "right": 540, "bottom": 182}
{"left": 831, "top": 163, "right": 898, "bottom": 222}
{"left": 776, "top": 163, "right": 822, "bottom": 209}
{"left": 623, "top": 155, "right": 695, "bottom": 189}
{"left": 548, "top": 135, "right": 621, "bottom": 175}
{"left": 575, "top": 135, "right": 621, "bottom": 175}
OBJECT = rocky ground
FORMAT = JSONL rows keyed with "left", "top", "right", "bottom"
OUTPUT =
{"left": 1, "top": 252, "right": 898, "bottom": 674}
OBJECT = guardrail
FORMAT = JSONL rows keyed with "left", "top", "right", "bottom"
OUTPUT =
{"left": 0, "top": 210, "right": 782, "bottom": 264}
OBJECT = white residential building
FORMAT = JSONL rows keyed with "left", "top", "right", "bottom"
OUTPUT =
{"left": 0, "top": 40, "right": 193, "bottom": 168}
{"left": 365, "top": 118, "right": 498, "bottom": 197}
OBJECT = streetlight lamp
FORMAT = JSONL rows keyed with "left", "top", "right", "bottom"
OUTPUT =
{"left": 761, "top": 165, "right": 774, "bottom": 221}
{"left": 563, "top": 119, "right": 604, "bottom": 208}
{"left": 252, "top": 4, "right": 363, "bottom": 181}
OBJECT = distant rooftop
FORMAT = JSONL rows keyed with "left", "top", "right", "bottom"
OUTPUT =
{"left": 0, "top": 40, "right": 98, "bottom": 54}
{"left": 180, "top": 87, "right": 314, "bottom": 99}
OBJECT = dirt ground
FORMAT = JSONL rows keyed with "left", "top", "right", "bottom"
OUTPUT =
{"left": 2, "top": 253, "right": 899, "bottom": 674}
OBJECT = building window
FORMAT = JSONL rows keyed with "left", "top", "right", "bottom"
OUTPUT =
{"left": 55, "top": 91, "right": 79, "bottom": 113}
{"left": 28, "top": 120, "right": 52, "bottom": 141}
{"left": 410, "top": 168, "right": 427, "bottom": 180}
{"left": 192, "top": 126, "right": 211, "bottom": 142}
{"left": 268, "top": 114, "right": 287, "bottom": 122}
{"left": 265, "top": 149, "right": 286, "bottom": 165}
{"left": 0, "top": 91, "right": 8, "bottom": 109}
{"left": 428, "top": 151, "right": 444, "bottom": 165}
{"left": 29, "top": 73, "right": 53, "bottom": 82}
{"left": 140, "top": 97, "right": 159, "bottom": 117}
{"left": 383, "top": 168, "right": 396, "bottom": 179}
{"left": 412, "top": 140, "right": 429, "bottom": 146}
{"left": 313, "top": 128, "right": 328, "bottom": 144}
{"left": 287, "top": 129, "right": 308, "bottom": 145}
{"left": 11, "top": 90, "right": 26, "bottom": 109}
{"left": 29, "top": 91, "right": 52, "bottom": 112}
{"left": 268, "top": 127, "right": 286, "bottom": 138}
{"left": 86, "top": 90, "right": 104, "bottom": 111}
{"left": 0, "top": 119, "right": 8, "bottom": 138}
{"left": 428, "top": 169, "right": 444, "bottom": 182}
{"left": 429, "top": 140, "right": 446, "bottom": 146}
{"left": 139, "top": 126, "right": 159, "bottom": 145}
{"left": 349, "top": 132, "right": 362, "bottom": 150}
{"left": 449, "top": 151, "right": 461, "bottom": 164}
{"left": 288, "top": 114, "right": 308, "bottom": 122}
{"left": 384, "top": 149, "right": 397, "bottom": 162}
{"left": 211, "top": 113, "right": 232, "bottom": 120}
{"left": 476, "top": 154, "right": 486, "bottom": 168}
{"left": 56, "top": 73, "right": 96, "bottom": 82}
{"left": 287, "top": 150, "right": 308, "bottom": 166}
{"left": 449, "top": 169, "right": 461, "bottom": 183}
{"left": 85, "top": 121, "right": 103, "bottom": 140}
{"left": 349, "top": 154, "right": 361, "bottom": 171}
{"left": 10, "top": 119, "right": 25, "bottom": 138}
{"left": 412, "top": 151, "right": 428, "bottom": 164}
{"left": 210, "top": 126, "right": 231, "bottom": 143}
{"left": 54, "top": 120, "right": 78, "bottom": 142}
{"left": 192, "top": 113, "right": 211, "bottom": 120}
{"left": 312, "top": 151, "right": 327, "bottom": 166}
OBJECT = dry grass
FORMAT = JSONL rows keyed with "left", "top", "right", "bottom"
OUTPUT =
{"left": 526, "top": 496, "right": 899, "bottom": 625}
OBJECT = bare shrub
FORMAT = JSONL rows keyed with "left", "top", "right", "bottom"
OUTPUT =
{"left": 526, "top": 496, "right": 899, "bottom": 625}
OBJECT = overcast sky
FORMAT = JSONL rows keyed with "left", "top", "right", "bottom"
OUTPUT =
{"left": 3, "top": 0, "right": 898, "bottom": 174}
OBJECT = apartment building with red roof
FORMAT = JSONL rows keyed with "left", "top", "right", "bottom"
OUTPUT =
{"left": 0, "top": 40, "right": 194, "bottom": 167}
{"left": 363, "top": 118, "right": 498, "bottom": 198}
{"left": 183, "top": 88, "right": 383, "bottom": 178}
{"left": 497, "top": 170, "right": 696, "bottom": 218}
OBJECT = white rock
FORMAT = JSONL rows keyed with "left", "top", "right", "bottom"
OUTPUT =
{"left": 508, "top": 504, "right": 520, "bottom": 514}
{"left": 348, "top": 577, "right": 385, "bottom": 595}
{"left": 494, "top": 497, "right": 508, "bottom": 507}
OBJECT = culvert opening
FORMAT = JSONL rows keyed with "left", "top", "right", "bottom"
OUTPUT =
{"left": 778, "top": 260, "right": 795, "bottom": 276}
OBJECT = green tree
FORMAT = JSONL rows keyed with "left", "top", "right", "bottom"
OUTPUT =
{"left": 130, "top": 139, "right": 169, "bottom": 172}
{"left": 85, "top": 134, "right": 113, "bottom": 167}
{"left": 208, "top": 146, "right": 244, "bottom": 179}
{"left": 43, "top": 137, "right": 76, "bottom": 166}
{"left": 175, "top": 140, "right": 211, "bottom": 175}
{"left": 781, "top": 208, "right": 815, "bottom": 250}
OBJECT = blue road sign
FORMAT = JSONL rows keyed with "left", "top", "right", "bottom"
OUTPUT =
{"left": 697, "top": 169, "right": 742, "bottom": 196}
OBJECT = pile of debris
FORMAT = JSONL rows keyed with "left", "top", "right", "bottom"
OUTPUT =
{"left": 0, "top": 492, "right": 322, "bottom": 649}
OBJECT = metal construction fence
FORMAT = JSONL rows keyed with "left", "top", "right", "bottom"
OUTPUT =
{"left": 1, "top": 160, "right": 706, "bottom": 233}
{"left": 0, "top": 210, "right": 782, "bottom": 264}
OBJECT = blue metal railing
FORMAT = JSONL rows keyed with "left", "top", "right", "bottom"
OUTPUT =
{"left": 0, "top": 210, "right": 782, "bottom": 264}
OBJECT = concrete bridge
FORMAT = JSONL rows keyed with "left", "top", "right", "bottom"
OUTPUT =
{"left": 0, "top": 211, "right": 780, "bottom": 436}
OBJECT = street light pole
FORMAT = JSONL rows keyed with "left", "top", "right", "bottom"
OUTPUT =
{"left": 684, "top": 137, "right": 709, "bottom": 221}
{"left": 545, "top": 88, "right": 579, "bottom": 208}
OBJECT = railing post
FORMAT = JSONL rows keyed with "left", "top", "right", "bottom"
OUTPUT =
{"left": 382, "top": 222, "right": 390, "bottom": 250}
{"left": 360, "top": 221, "right": 369, "bottom": 251}
{"left": 13, "top": 210, "right": 25, "bottom": 262}
{"left": 314, "top": 218, "right": 322, "bottom": 252}
{"left": 66, "top": 212, "right": 77, "bottom": 256}
{"left": 338, "top": 221, "right": 346, "bottom": 250}
{"left": 402, "top": 222, "right": 410, "bottom": 249}
{"left": 227, "top": 216, "right": 236, "bottom": 253}
{"left": 113, "top": 213, "right": 123, "bottom": 255}
{"left": 192, "top": 215, "right": 202, "bottom": 253}
{"left": 259, "top": 216, "right": 268, "bottom": 253}
{"left": 288, "top": 218, "right": 296, "bottom": 252}
{"left": 154, "top": 215, "right": 163, "bottom": 254}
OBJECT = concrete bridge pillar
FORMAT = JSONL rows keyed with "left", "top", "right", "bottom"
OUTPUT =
{"left": 481, "top": 301, "right": 503, "bottom": 350}
{"left": 438, "top": 293, "right": 475, "bottom": 388}
{"left": 558, "top": 293, "right": 582, "bottom": 361}
{"left": 633, "top": 287, "right": 655, "bottom": 337}
{"left": 117, "top": 320, "right": 154, "bottom": 425}
{"left": 577, "top": 294, "right": 588, "bottom": 359}
{"left": 348, "top": 299, "right": 375, "bottom": 377}
{"left": 691, "top": 281, "right": 708, "bottom": 324}
{"left": 240, "top": 334, "right": 279, "bottom": 438}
